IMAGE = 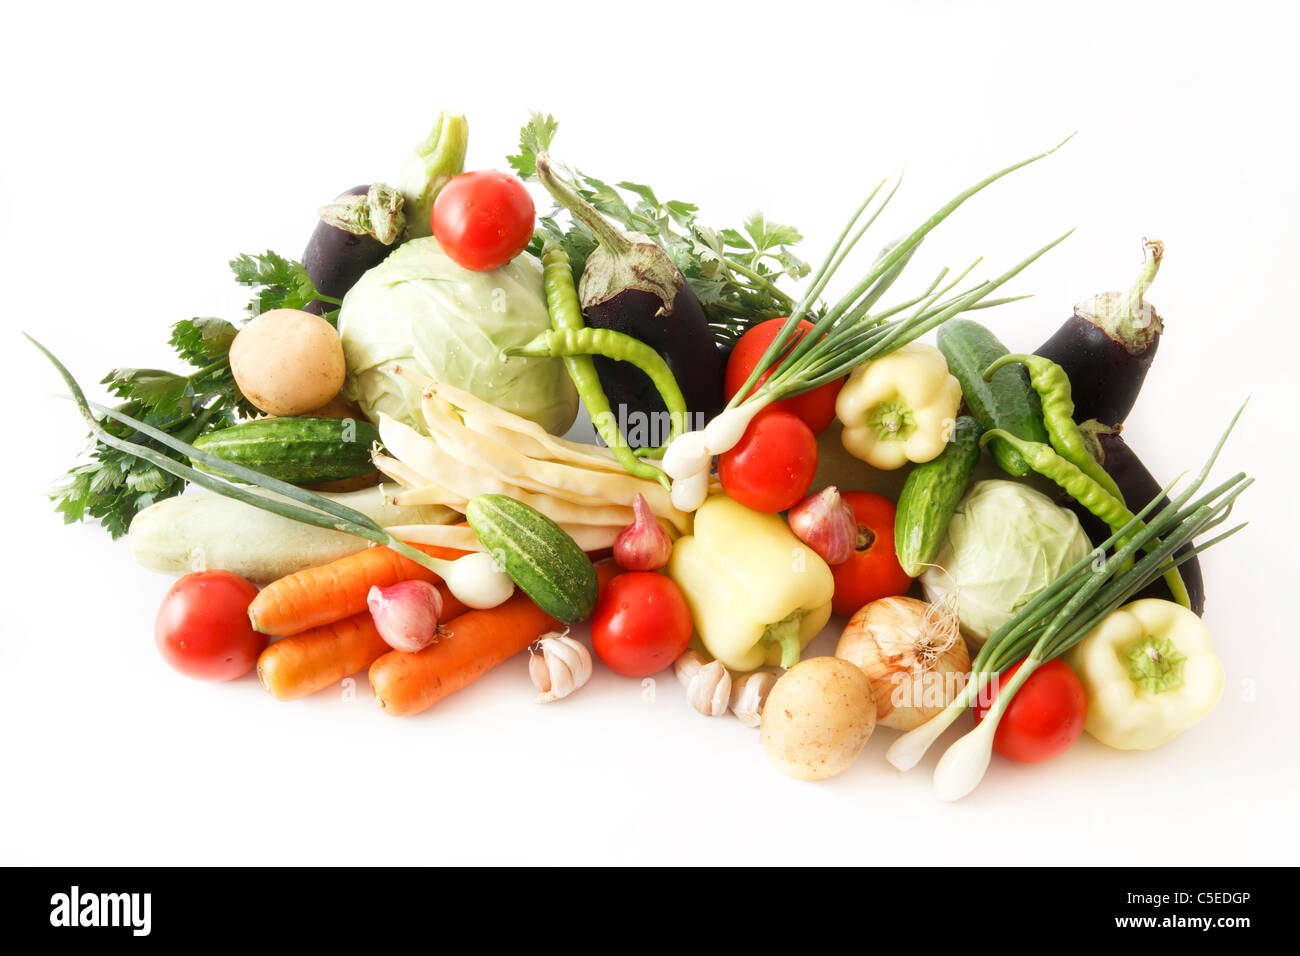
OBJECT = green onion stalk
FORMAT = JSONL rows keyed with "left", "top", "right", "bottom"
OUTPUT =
{"left": 661, "top": 135, "right": 1077, "bottom": 510}
{"left": 885, "top": 403, "right": 1251, "bottom": 801}
{"left": 28, "top": 335, "right": 515, "bottom": 610}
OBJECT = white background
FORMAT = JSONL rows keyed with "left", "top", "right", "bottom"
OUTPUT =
{"left": 3, "top": 1, "right": 1297, "bottom": 866}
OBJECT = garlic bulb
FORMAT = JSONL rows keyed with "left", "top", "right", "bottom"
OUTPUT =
{"left": 529, "top": 632, "right": 593, "bottom": 703}
{"left": 835, "top": 595, "right": 970, "bottom": 731}
{"left": 730, "top": 671, "right": 778, "bottom": 728}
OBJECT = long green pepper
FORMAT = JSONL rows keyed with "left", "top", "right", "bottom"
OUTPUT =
{"left": 531, "top": 243, "right": 675, "bottom": 489}
{"left": 979, "top": 427, "right": 1191, "bottom": 608}
{"left": 983, "top": 353, "right": 1125, "bottom": 502}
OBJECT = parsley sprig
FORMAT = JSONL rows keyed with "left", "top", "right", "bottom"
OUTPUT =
{"left": 509, "top": 113, "right": 812, "bottom": 347}
{"left": 51, "top": 253, "right": 337, "bottom": 537}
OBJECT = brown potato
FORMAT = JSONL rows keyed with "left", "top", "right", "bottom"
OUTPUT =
{"left": 230, "top": 309, "right": 346, "bottom": 416}
{"left": 760, "top": 657, "right": 876, "bottom": 781}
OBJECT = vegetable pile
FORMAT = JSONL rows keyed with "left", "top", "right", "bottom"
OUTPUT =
{"left": 36, "top": 111, "right": 1250, "bottom": 801}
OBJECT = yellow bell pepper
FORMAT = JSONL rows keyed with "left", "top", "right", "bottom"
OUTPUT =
{"left": 1067, "top": 599, "right": 1224, "bottom": 751}
{"left": 836, "top": 342, "right": 962, "bottom": 470}
{"left": 666, "top": 495, "right": 834, "bottom": 672}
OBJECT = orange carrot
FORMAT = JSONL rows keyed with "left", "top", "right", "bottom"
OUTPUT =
{"left": 257, "top": 583, "right": 471, "bottom": 701}
{"left": 249, "top": 539, "right": 468, "bottom": 637}
{"left": 370, "top": 559, "right": 621, "bottom": 717}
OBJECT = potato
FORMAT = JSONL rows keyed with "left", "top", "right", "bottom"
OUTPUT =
{"left": 760, "top": 657, "right": 876, "bottom": 781}
{"left": 230, "top": 309, "right": 346, "bottom": 416}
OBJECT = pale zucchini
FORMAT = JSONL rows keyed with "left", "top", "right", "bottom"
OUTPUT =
{"left": 128, "top": 486, "right": 457, "bottom": 583}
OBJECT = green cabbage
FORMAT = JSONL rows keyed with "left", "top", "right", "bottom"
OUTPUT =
{"left": 338, "top": 238, "right": 578, "bottom": 435}
{"left": 921, "top": 479, "right": 1091, "bottom": 648}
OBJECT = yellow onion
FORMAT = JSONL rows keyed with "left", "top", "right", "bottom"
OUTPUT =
{"left": 835, "top": 595, "right": 969, "bottom": 731}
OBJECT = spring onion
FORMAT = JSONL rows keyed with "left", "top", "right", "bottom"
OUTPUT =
{"left": 886, "top": 403, "right": 1251, "bottom": 800}
{"left": 28, "top": 335, "right": 516, "bottom": 609}
{"left": 663, "top": 136, "right": 1076, "bottom": 497}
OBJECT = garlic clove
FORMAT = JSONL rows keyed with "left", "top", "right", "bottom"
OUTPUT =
{"left": 367, "top": 580, "right": 443, "bottom": 652}
{"left": 730, "top": 670, "right": 778, "bottom": 728}
{"left": 687, "top": 660, "right": 732, "bottom": 717}
{"left": 786, "top": 486, "right": 857, "bottom": 566}
{"left": 530, "top": 632, "right": 593, "bottom": 703}
{"left": 613, "top": 493, "right": 673, "bottom": 571}
{"left": 674, "top": 649, "right": 708, "bottom": 689}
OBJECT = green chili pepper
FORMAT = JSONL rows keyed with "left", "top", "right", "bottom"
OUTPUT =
{"left": 983, "top": 353, "right": 1126, "bottom": 503}
{"left": 534, "top": 243, "right": 671, "bottom": 490}
{"left": 980, "top": 428, "right": 1191, "bottom": 609}
{"left": 507, "top": 313, "right": 691, "bottom": 452}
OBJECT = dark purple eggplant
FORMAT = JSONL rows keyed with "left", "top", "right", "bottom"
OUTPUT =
{"left": 1035, "top": 239, "right": 1164, "bottom": 425}
{"left": 302, "top": 184, "right": 401, "bottom": 315}
{"left": 534, "top": 155, "right": 723, "bottom": 443}
{"left": 1072, "top": 419, "right": 1205, "bottom": 615}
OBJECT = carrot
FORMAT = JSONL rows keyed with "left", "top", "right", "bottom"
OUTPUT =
{"left": 257, "top": 583, "right": 471, "bottom": 701}
{"left": 370, "top": 559, "right": 621, "bottom": 717}
{"left": 249, "top": 539, "right": 468, "bottom": 636}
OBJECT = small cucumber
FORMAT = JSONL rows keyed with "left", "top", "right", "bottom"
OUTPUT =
{"left": 894, "top": 416, "right": 982, "bottom": 577}
{"left": 466, "top": 494, "right": 598, "bottom": 624}
{"left": 192, "top": 417, "right": 379, "bottom": 485}
{"left": 937, "top": 319, "right": 1049, "bottom": 476}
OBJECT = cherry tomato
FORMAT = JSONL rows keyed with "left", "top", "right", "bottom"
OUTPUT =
{"left": 723, "top": 318, "right": 844, "bottom": 434}
{"left": 590, "top": 572, "right": 693, "bottom": 677}
{"left": 974, "top": 658, "right": 1087, "bottom": 763}
{"left": 154, "top": 570, "right": 265, "bottom": 681}
{"left": 431, "top": 170, "right": 535, "bottom": 271}
{"left": 829, "top": 491, "right": 912, "bottom": 617}
{"left": 718, "top": 408, "right": 818, "bottom": 513}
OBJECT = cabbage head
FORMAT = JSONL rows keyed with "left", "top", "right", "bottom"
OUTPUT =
{"left": 338, "top": 238, "right": 578, "bottom": 435}
{"left": 921, "top": 479, "right": 1091, "bottom": 648}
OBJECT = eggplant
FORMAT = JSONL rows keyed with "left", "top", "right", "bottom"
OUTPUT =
{"left": 302, "top": 184, "right": 400, "bottom": 315}
{"left": 534, "top": 156, "right": 724, "bottom": 444}
{"left": 1035, "top": 239, "right": 1164, "bottom": 425}
{"left": 1071, "top": 420, "right": 1205, "bottom": 615}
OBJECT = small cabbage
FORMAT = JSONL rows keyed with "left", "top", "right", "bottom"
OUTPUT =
{"left": 338, "top": 238, "right": 578, "bottom": 435}
{"left": 921, "top": 480, "right": 1091, "bottom": 648}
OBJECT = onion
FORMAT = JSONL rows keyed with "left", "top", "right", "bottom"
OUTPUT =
{"left": 669, "top": 469, "right": 710, "bottom": 512}
{"left": 662, "top": 430, "right": 711, "bottom": 480}
{"left": 835, "top": 595, "right": 970, "bottom": 731}
{"left": 443, "top": 552, "right": 516, "bottom": 609}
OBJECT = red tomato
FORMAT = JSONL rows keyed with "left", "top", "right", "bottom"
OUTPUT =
{"left": 974, "top": 658, "right": 1087, "bottom": 763}
{"left": 431, "top": 170, "right": 535, "bottom": 271}
{"left": 829, "top": 492, "right": 912, "bottom": 617}
{"left": 723, "top": 318, "right": 844, "bottom": 434}
{"left": 154, "top": 571, "right": 265, "bottom": 681}
{"left": 590, "top": 572, "right": 693, "bottom": 677}
{"left": 717, "top": 408, "right": 818, "bottom": 513}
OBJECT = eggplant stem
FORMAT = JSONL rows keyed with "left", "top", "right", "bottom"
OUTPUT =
{"left": 534, "top": 153, "right": 633, "bottom": 255}
{"left": 1122, "top": 238, "right": 1164, "bottom": 317}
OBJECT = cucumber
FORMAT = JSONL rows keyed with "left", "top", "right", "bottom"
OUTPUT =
{"left": 937, "top": 319, "right": 1049, "bottom": 477}
{"left": 894, "top": 416, "right": 983, "bottom": 577}
{"left": 191, "top": 417, "right": 379, "bottom": 485}
{"left": 466, "top": 494, "right": 599, "bottom": 624}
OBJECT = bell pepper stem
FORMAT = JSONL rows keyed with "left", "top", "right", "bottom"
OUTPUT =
{"left": 763, "top": 613, "right": 804, "bottom": 669}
